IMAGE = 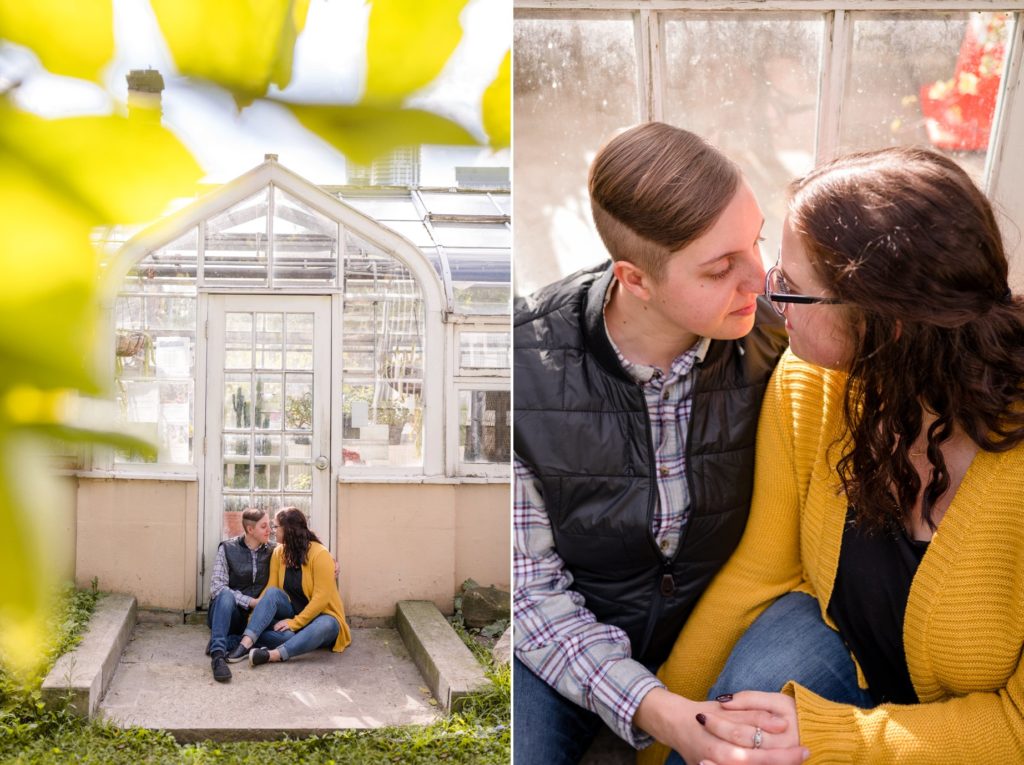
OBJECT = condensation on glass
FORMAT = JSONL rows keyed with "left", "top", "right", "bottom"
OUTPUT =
{"left": 661, "top": 13, "right": 823, "bottom": 265}
{"left": 513, "top": 15, "right": 640, "bottom": 295}
{"left": 115, "top": 228, "right": 198, "bottom": 464}
{"left": 459, "top": 390, "right": 511, "bottom": 464}
{"left": 841, "top": 11, "right": 1012, "bottom": 184}
{"left": 221, "top": 309, "right": 316, "bottom": 537}
{"left": 341, "top": 233, "right": 425, "bottom": 467}
{"left": 459, "top": 331, "right": 511, "bottom": 371}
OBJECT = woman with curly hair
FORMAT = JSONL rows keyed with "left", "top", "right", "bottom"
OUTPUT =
{"left": 226, "top": 507, "right": 351, "bottom": 666}
{"left": 640, "top": 146, "right": 1024, "bottom": 764}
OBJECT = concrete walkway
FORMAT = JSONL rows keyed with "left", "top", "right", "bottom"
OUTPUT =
{"left": 99, "top": 622, "right": 441, "bottom": 742}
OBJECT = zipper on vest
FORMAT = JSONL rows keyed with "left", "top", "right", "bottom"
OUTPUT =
{"left": 638, "top": 561, "right": 675, "bottom": 658}
{"left": 638, "top": 382, "right": 664, "bottom": 561}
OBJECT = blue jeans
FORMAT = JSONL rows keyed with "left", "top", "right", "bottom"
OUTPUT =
{"left": 513, "top": 657, "right": 605, "bottom": 765}
{"left": 665, "top": 592, "right": 873, "bottom": 765}
{"left": 242, "top": 587, "right": 339, "bottom": 661}
{"left": 206, "top": 589, "right": 247, "bottom": 656}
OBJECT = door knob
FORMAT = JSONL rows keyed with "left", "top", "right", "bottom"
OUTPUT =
{"left": 314, "top": 456, "right": 329, "bottom": 470}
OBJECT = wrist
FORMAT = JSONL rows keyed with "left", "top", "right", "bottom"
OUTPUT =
{"left": 634, "top": 688, "right": 697, "bottom": 747}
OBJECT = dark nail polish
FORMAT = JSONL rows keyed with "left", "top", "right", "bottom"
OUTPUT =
{"left": 695, "top": 713, "right": 706, "bottom": 726}
{"left": 715, "top": 693, "right": 733, "bottom": 703}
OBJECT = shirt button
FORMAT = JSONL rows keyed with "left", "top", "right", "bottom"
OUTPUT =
{"left": 658, "top": 466, "right": 669, "bottom": 477}
{"left": 659, "top": 539, "right": 670, "bottom": 551}
{"left": 662, "top": 390, "right": 671, "bottom": 401}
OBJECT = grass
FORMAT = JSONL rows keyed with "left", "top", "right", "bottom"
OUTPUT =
{"left": 0, "top": 588, "right": 510, "bottom": 764}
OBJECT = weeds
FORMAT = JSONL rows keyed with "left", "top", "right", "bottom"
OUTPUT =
{"left": 0, "top": 587, "right": 510, "bottom": 764}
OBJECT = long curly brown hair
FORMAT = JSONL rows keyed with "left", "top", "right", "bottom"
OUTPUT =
{"left": 275, "top": 507, "right": 322, "bottom": 568}
{"left": 788, "top": 146, "right": 1024, "bottom": 532}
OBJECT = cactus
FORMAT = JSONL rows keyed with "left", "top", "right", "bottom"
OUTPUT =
{"left": 254, "top": 379, "right": 264, "bottom": 430}
{"left": 231, "top": 386, "right": 245, "bottom": 428}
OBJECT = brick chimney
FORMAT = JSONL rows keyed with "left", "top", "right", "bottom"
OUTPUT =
{"left": 126, "top": 69, "right": 164, "bottom": 122}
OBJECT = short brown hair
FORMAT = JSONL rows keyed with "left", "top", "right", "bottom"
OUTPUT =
{"left": 241, "top": 507, "right": 266, "bottom": 532}
{"left": 589, "top": 122, "right": 740, "bottom": 280}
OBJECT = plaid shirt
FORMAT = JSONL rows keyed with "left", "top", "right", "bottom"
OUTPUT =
{"left": 514, "top": 330, "right": 709, "bottom": 748}
{"left": 209, "top": 539, "right": 275, "bottom": 609}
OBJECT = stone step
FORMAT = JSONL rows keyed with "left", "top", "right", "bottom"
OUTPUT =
{"left": 41, "top": 592, "right": 137, "bottom": 717}
{"left": 395, "top": 600, "right": 490, "bottom": 712}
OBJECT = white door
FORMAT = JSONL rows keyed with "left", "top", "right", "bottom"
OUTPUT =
{"left": 201, "top": 294, "right": 332, "bottom": 604}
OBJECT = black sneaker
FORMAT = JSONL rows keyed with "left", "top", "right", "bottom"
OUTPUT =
{"left": 211, "top": 652, "right": 231, "bottom": 683}
{"left": 249, "top": 647, "right": 271, "bottom": 667}
{"left": 225, "top": 644, "right": 250, "bottom": 663}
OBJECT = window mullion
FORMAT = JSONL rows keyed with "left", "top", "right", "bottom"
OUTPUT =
{"left": 816, "top": 9, "right": 851, "bottom": 164}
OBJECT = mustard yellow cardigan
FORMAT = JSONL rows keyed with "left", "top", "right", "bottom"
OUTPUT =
{"left": 642, "top": 350, "right": 1024, "bottom": 764}
{"left": 259, "top": 541, "right": 351, "bottom": 653}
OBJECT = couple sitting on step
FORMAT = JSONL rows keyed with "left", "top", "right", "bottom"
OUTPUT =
{"left": 205, "top": 507, "right": 351, "bottom": 683}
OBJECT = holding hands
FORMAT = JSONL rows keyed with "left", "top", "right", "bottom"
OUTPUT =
{"left": 636, "top": 689, "right": 806, "bottom": 765}
{"left": 695, "top": 691, "right": 804, "bottom": 765}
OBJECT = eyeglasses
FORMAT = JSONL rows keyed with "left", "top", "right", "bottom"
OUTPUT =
{"left": 764, "top": 255, "right": 844, "bottom": 317}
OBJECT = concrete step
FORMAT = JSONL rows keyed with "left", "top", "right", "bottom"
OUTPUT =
{"left": 41, "top": 592, "right": 137, "bottom": 717}
{"left": 395, "top": 600, "right": 490, "bottom": 712}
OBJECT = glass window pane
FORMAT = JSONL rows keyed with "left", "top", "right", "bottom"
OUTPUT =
{"left": 454, "top": 283, "right": 511, "bottom": 316}
{"left": 285, "top": 313, "right": 314, "bottom": 370}
{"left": 419, "top": 192, "right": 504, "bottom": 216}
{"left": 204, "top": 189, "right": 269, "bottom": 286}
{"left": 342, "top": 234, "right": 424, "bottom": 468}
{"left": 459, "top": 389, "right": 511, "bottom": 464}
{"left": 224, "top": 375, "right": 252, "bottom": 430}
{"left": 255, "top": 313, "right": 283, "bottom": 369}
{"left": 285, "top": 376, "right": 313, "bottom": 431}
{"left": 341, "top": 195, "right": 420, "bottom": 221}
{"left": 254, "top": 375, "right": 282, "bottom": 430}
{"left": 514, "top": 15, "right": 640, "bottom": 295}
{"left": 377, "top": 219, "right": 435, "bottom": 247}
{"left": 841, "top": 11, "right": 1011, "bottom": 184}
{"left": 432, "top": 222, "right": 509, "bottom": 248}
{"left": 225, "top": 312, "right": 253, "bottom": 369}
{"left": 662, "top": 12, "right": 823, "bottom": 270}
{"left": 124, "top": 229, "right": 199, "bottom": 294}
{"left": 459, "top": 332, "right": 511, "bottom": 370}
{"left": 272, "top": 188, "right": 338, "bottom": 287}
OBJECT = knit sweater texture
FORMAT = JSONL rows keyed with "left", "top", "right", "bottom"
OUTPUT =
{"left": 260, "top": 541, "right": 352, "bottom": 653}
{"left": 641, "top": 350, "right": 1024, "bottom": 764}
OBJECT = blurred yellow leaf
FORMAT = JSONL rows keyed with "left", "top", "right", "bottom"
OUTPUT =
{"left": 288, "top": 103, "right": 477, "bottom": 165}
{"left": 0, "top": 0, "right": 114, "bottom": 82}
{"left": 0, "top": 434, "right": 60, "bottom": 673}
{"left": 0, "top": 102, "right": 201, "bottom": 391}
{"left": 482, "top": 49, "right": 510, "bottom": 149}
{"left": 364, "top": 0, "right": 470, "bottom": 105}
{"left": 151, "top": 0, "right": 310, "bottom": 107}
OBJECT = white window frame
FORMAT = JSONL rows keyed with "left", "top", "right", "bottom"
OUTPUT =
{"left": 446, "top": 315, "right": 512, "bottom": 477}
{"left": 513, "top": 2, "right": 1024, "bottom": 283}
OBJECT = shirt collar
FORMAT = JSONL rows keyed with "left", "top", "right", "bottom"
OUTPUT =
{"left": 603, "top": 276, "right": 710, "bottom": 384}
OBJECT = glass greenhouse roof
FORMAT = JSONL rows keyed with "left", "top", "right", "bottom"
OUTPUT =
{"left": 97, "top": 167, "right": 510, "bottom": 317}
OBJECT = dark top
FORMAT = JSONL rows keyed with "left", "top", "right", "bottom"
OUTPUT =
{"left": 283, "top": 565, "right": 309, "bottom": 615}
{"left": 828, "top": 506, "right": 929, "bottom": 704}
{"left": 513, "top": 262, "right": 788, "bottom": 665}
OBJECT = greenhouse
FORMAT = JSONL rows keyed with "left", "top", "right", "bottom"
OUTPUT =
{"left": 68, "top": 155, "right": 510, "bottom": 618}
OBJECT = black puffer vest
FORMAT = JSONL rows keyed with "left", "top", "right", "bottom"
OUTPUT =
{"left": 514, "top": 263, "right": 787, "bottom": 666}
{"left": 220, "top": 536, "right": 274, "bottom": 599}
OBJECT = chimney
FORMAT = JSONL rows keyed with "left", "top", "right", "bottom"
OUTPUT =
{"left": 126, "top": 69, "right": 164, "bottom": 122}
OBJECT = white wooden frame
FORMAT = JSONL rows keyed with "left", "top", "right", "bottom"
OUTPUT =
{"left": 513, "top": 3, "right": 1024, "bottom": 282}
{"left": 201, "top": 294, "right": 332, "bottom": 603}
